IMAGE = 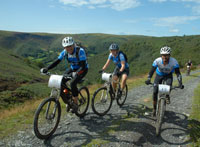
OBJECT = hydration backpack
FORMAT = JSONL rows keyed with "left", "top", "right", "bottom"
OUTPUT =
{"left": 118, "top": 51, "right": 128, "bottom": 62}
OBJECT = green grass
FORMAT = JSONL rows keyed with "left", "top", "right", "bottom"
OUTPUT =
{"left": 189, "top": 82, "right": 200, "bottom": 146}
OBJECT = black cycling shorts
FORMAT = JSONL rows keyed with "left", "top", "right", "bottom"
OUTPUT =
{"left": 113, "top": 67, "right": 129, "bottom": 77}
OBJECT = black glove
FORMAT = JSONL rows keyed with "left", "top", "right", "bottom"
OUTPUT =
{"left": 179, "top": 83, "right": 184, "bottom": 89}
{"left": 145, "top": 78, "right": 151, "bottom": 85}
{"left": 40, "top": 68, "right": 48, "bottom": 74}
{"left": 99, "top": 69, "right": 104, "bottom": 73}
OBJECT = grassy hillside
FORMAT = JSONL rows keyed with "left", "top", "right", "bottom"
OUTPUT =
{"left": 0, "top": 49, "right": 50, "bottom": 110}
{"left": 1, "top": 30, "right": 200, "bottom": 83}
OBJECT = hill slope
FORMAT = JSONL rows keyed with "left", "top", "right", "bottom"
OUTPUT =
{"left": 0, "top": 49, "right": 49, "bottom": 109}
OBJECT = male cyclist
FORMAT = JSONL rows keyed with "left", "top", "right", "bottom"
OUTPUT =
{"left": 100, "top": 43, "right": 129, "bottom": 96}
{"left": 185, "top": 59, "right": 192, "bottom": 71}
{"left": 41, "top": 37, "right": 88, "bottom": 112}
{"left": 145, "top": 46, "right": 184, "bottom": 116}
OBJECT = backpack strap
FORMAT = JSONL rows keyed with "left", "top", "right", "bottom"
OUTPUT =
{"left": 118, "top": 51, "right": 123, "bottom": 62}
{"left": 118, "top": 51, "right": 127, "bottom": 62}
{"left": 75, "top": 46, "right": 80, "bottom": 61}
{"left": 65, "top": 47, "right": 80, "bottom": 62}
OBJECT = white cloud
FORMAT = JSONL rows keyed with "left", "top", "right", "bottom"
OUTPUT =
{"left": 169, "top": 28, "right": 179, "bottom": 32}
{"left": 149, "top": 0, "right": 167, "bottom": 2}
{"left": 192, "top": 5, "right": 200, "bottom": 14}
{"left": 89, "top": 0, "right": 107, "bottom": 5}
{"left": 149, "top": 0, "right": 200, "bottom": 2}
{"left": 109, "top": 0, "right": 140, "bottom": 11}
{"left": 59, "top": 0, "right": 88, "bottom": 7}
{"left": 59, "top": 0, "right": 140, "bottom": 11}
{"left": 152, "top": 16, "right": 200, "bottom": 27}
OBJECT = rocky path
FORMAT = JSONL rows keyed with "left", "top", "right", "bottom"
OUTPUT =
{"left": 1, "top": 71, "right": 200, "bottom": 147}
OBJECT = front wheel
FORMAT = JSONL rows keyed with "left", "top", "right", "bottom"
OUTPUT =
{"left": 155, "top": 98, "right": 165, "bottom": 136}
{"left": 75, "top": 86, "right": 90, "bottom": 118}
{"left": 117, "top": 84, "right": 128, "bottom": 107}
{"left": 92, "top": 87, "right": 113, "bottom": 116}
{"left": 33, "top": 97, "right": 61, "bottom": 139}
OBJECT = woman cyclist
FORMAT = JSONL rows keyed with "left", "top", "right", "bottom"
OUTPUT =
{"left": 100, "top": 43, "right": 129, "bottom": 96}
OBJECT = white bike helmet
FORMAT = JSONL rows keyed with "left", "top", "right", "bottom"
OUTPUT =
{"left": 160, "top": 46, "right": 171, "bottom": 55}
{"left": 62, "top": 37, "right": 74, "bottom": 47}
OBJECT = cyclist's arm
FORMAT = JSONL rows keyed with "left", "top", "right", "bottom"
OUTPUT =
{"left": 175, "top": 68, "right": 182, "bottom": 85}
{"left": 148, "top": 66, "right": 156, "bottom": 78}
{"left": 120, "top": 61, "right": 125, "bottom": 72}
{"left": 102, "top": 59, "right": 111, "bottom": 71}
{"left": 47, "top": 59, "right": 61, "bottom": 70}
{"left": 76, "top": 60, "right": 87, "bottom": 75}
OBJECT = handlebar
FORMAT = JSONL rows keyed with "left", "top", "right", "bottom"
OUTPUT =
{"left": 40, "top": 72, "right": 73, "bottom": 80}
{"left": 146, "top": 82, "right": 184, "bottom": 90}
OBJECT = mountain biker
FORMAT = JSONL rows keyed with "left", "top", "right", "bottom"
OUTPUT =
{"left": 100, "top": 43, "right": 129, "bottom": 96}
{"left": 185, "top": 59, "right": 192, "bottom": 70}
{"left": 145, "top": 46, "right": 184, "bottom": 116}
{"left": 41, "top": 37, "right": 88, "bottom": 112}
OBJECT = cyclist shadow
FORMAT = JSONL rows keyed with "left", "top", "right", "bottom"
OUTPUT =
{"left": 187, "top": 119, "right": 200, "bottom": 143}
{"left": 78, "top": 111, "right": 158, "bottom": 146}
{"left": 157, "top": 110, "right": 192, "bottom": 145}
{"left": 43, "top": 105, "right": 191, "bottom": 146}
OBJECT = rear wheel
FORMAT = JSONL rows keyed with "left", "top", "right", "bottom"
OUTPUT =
{"left": 92, "top": 87, "right": 113, "bottom": 116}
{"left": 117, "top": 84, "right": 128, "bottom": 107}
{"left": 156, "top": 98, "right": 165, "bottom": 136}
{"left": 33, "top": 97, "right": 61, "bottom": 139}
{"left": 75, "top": 86, "right": 90, "bottom": 118}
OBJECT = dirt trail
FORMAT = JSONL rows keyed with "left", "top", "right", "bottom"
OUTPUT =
{"left": 1, "top": 71, "right": 200, "bottom": 147}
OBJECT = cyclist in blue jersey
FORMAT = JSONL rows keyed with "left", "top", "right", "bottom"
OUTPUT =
{"left": 100, "top": 43, "right": 129, "bottom": 94}
{"left": 145, "top": 46, "right": 184, "bottom": 116}
{"left": 41, "top": 37, "right": 88, "bottom": 112}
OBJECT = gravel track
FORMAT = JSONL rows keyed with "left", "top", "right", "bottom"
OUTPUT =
{"left": 1, "top": 71, "right": 200, "bottom": 147}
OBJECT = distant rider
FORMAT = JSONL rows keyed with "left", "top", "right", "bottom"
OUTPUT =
{"left": 41, "top": 37, "right": 88, "bottom": 112}
{"left": 185, "top": 59, "right": 192, "bottom": 71}
{"left": 145, "top": 46, "right": 184, "bottom": 116}
{"left": 100, "top": 43, "right": 129, "bottom": 96}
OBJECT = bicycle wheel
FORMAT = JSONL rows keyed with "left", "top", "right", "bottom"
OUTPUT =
{"left": 156, "top": 98, "right": 165, "bottom": 136}
{"left": 75, "top": 86, "right": 90, "bottom": 118}
{"left": 117, "top": 84, "right": 128, "bottom": 107}
{"left": 33, "top": 97, "right": 61, "bottom": 139}
{"left": 92, "top": 87, "right": 113, "bottom": 116}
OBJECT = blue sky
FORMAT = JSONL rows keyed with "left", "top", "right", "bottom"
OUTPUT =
{"left": 1, "top": 0, "right": 200, "bottom": 36}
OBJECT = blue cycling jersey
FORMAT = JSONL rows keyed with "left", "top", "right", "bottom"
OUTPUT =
{"left": 108, "top": 52, "right": 129, "bottom": 69}
{"left": 58, "top": 47, "right": 88, "bottom": 70}
{"left": 152, "top": 57, "right": 179, "bottom": 76}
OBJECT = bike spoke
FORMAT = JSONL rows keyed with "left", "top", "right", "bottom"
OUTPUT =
{"left": 92, "top": 87, "right": 112, "bottom": 116}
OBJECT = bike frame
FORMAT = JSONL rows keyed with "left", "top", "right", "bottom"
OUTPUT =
{"left": 103, "top": 73, "right": 122, "bottom": 99}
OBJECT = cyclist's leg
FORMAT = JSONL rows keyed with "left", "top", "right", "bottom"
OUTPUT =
{"left": 153, "top": 74, "right": 163, "bottom": 115}
{"left": 112, "top": 67, "right": 119, "bottom": 92}
{"left": 60, "top": 68, "right": 73, "bottom": 104}
{"left": 120, "top": 68, "right": 129, "bottom": 90}
{"left": 166, "top": 74, "right": 173, "bottom": 104}
{"left": 70, "top": 69, "right": 88, "bottom": 105}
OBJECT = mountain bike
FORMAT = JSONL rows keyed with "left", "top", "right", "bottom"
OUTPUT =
{"left": 33, "top": 72, "right": 90, "bottom": 139}
{"left": 91, "top": 72, "right": 128, "bottom": 116}
{"left": 149, "top": 80, "right": 183, "bottom": 136}
{"left": 186, "top": 65, "right": 191, "bottom": 76}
